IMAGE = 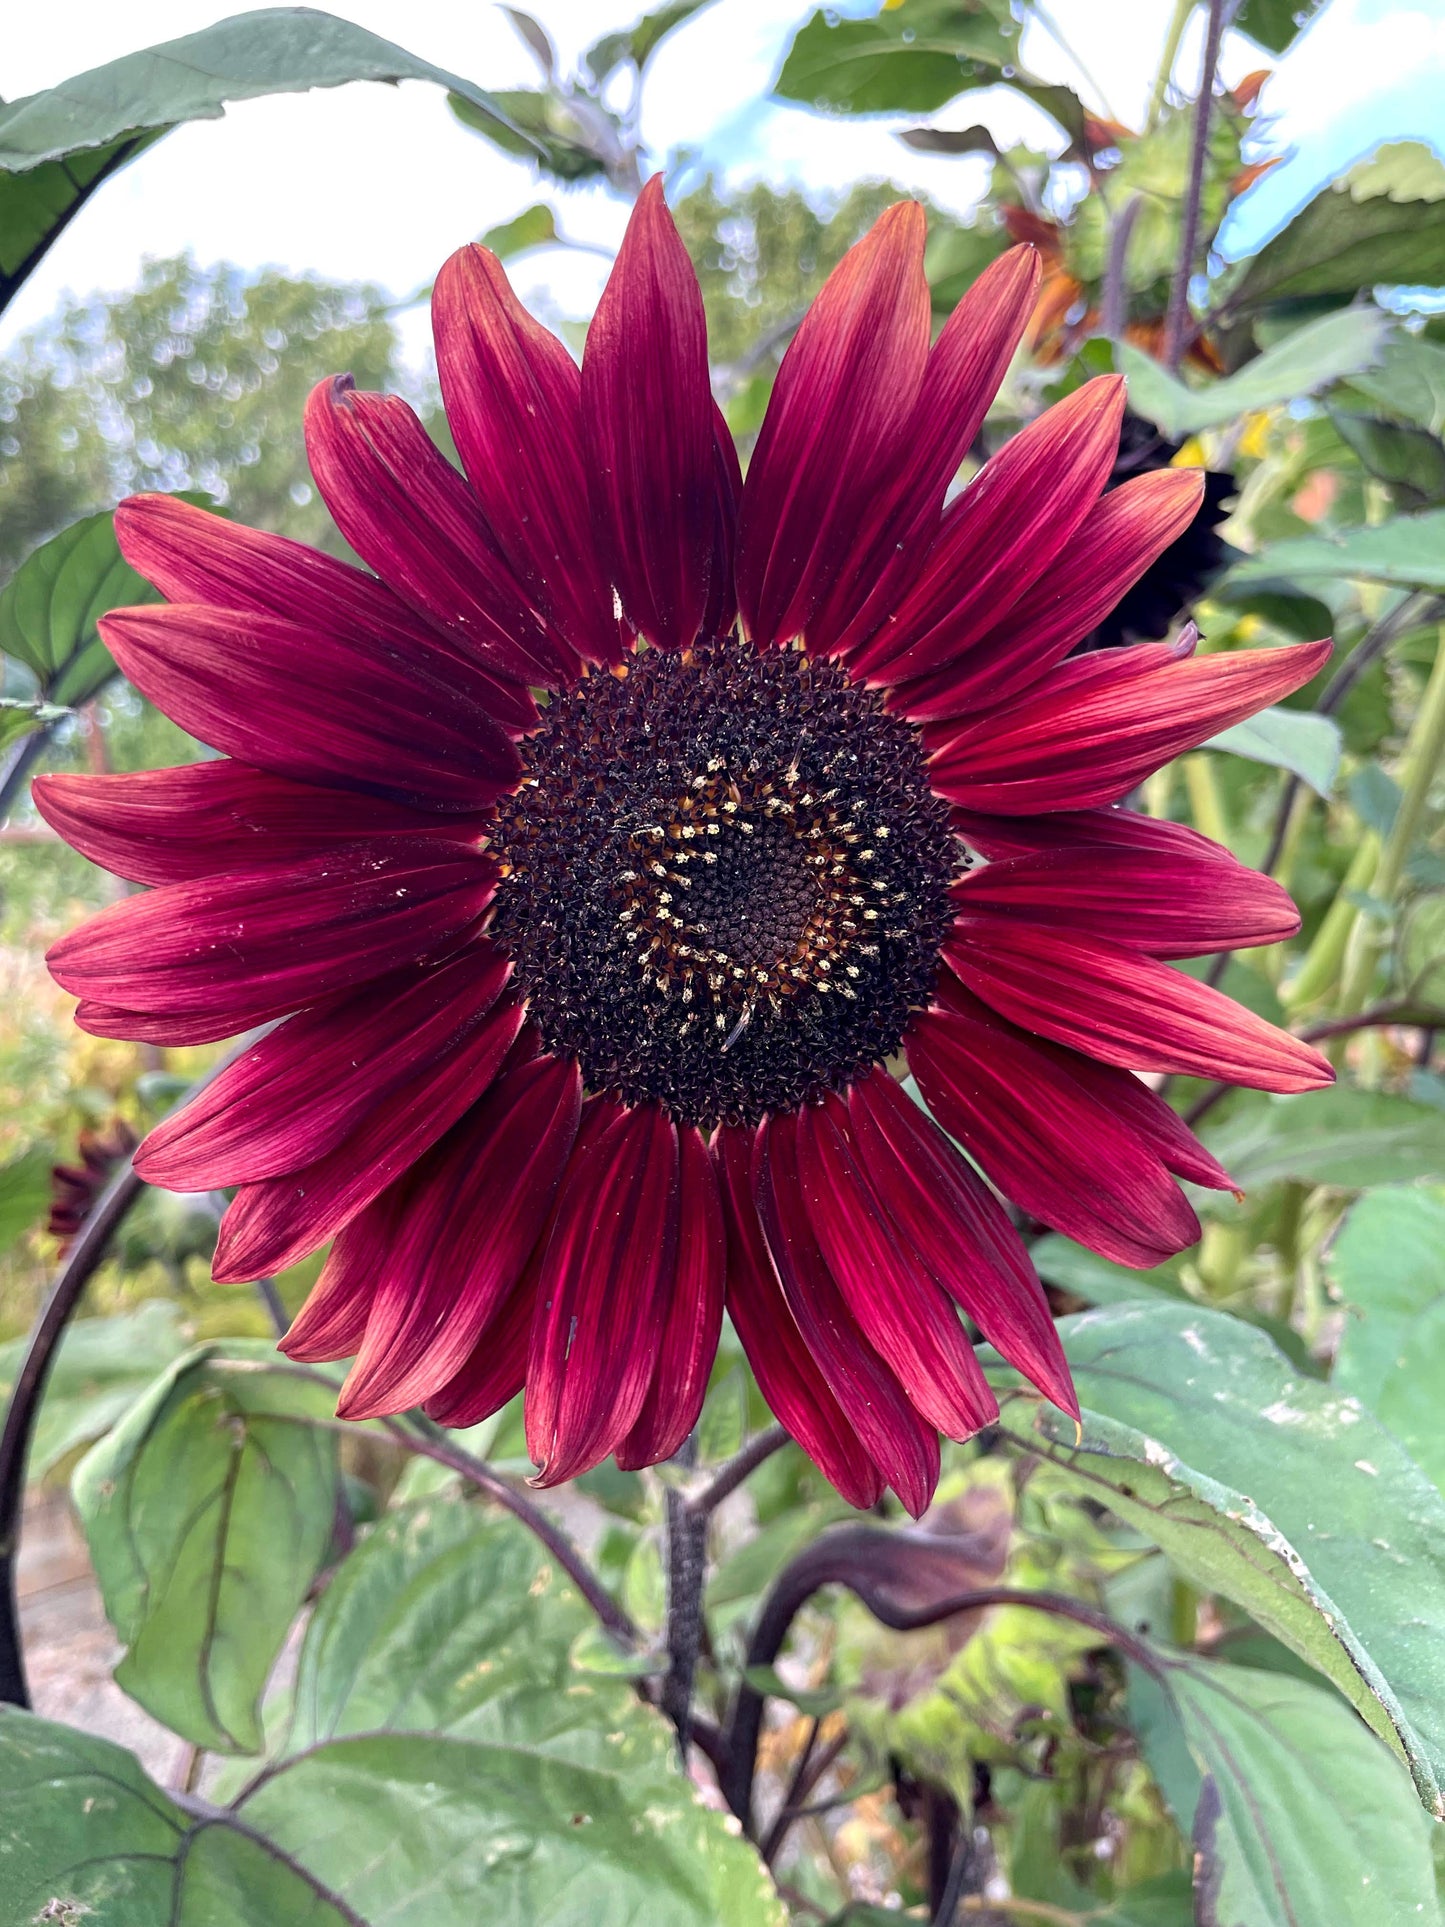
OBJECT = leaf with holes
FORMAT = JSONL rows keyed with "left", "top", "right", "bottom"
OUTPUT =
{"left": 72, "top": 1345, "right": 340, "bottom": 1754}
{"left": 989, "top": 1303, "right": 1445, "bottom": 1813}
{"left": 1130, "top": 1651, "right": 1441, "bottom": 1925}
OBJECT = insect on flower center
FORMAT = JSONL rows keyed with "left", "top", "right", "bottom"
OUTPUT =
{"left": 487, "top": 638, "right": 956, "bottom": 1126}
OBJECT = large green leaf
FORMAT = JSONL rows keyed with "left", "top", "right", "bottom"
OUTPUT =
{"left": 1120, "top": 307, "right": 1394, "bottom": 438}
{"left": 1202, "top": 1087, "right": 1445, "bottom": 1189}
{"left": 1222, "top": 140, "right": 1445, "bottom": 316}
{"left": 0, "top": 506, "right": 161, "bottom": 705}
{"left": 0, "top": 1708, "right": 355, "bottom": 1926}
{"left": 1206, "top": 704, "right": 1342, "bottom": 794}
{"left": 1329, "top": 1185, "right": 1445, "bottom": 1494}
{"left": 1234, "top": 0, "right": 1330, "bottom": 52}
{"left": 71, "top": 1345, "right": 340, "bottom": 1754}
{"left": 1329, "top": 404, "right": 1445, "bottom": 508}
{"left": 0, "top": 132, "right": 165, "bottom": 314}
{"left": 0, "top": 1301, "right": 189, "bottom": 1481}
{"left": 263, "top": 1503, "right": 785, "bottom": 1924}
{"left": 0, "top": 9, "right": 529, "bottom": 314}
{"left": 990, "top": 1302, "right": 1445, "bottom": 1811}
{"left": 1227, "top": 506, "right": 1445, "bottom": 594}
{"left": 775, "top": 0, "right": 1020, "bottom": 115}
{"left": 1348, "top": 333, "right": 1445, "bottom": 437}
{"left": 1131, "top": 1653, "right": 1441, "bottom": 1926}
{"left": 1030, "top": 1234, "right": 1188, "bottom": 1308}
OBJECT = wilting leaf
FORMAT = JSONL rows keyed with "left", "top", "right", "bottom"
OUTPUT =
{"left": 0, "top": 506, "right": 163, "bottom": 705}
{"left": 1206, "top": 704, "right": 1342, "bottom": 793}
{"left": 1120, "top": 307, "right": 1394, "bottom": 438}
{"left": 990, "top": 1302, "right": 1445, "bottom": 1811}
{"left": 1222, "top": 140, "right": 1445, "bottom": 316}
{"left": 1131, "top": 1652, "right": 1441, "bottom": 1926}
{"left": 1329, "top": 1185, "right": 1445, "bottom": 1496}
{"left": 0, "top": 1300, "right": 190, "bottom": 1480}
{"left": 72, "top": 1344, "right": 340, "bottom": 1753}
{"left": 1202, "top": 1087, "right": 1445, "bottom": 1189}
{"left": 0, "top": 9, "right": 531, "bottom": 314}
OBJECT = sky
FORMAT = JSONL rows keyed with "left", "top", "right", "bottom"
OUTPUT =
{"left": 2, "top": 0, "right": 1444, "bottom": 363}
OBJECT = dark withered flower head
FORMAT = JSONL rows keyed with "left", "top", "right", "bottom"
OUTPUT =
{"left": 47, "top": 1117, "right": 139, "bottom": 1251}
{"left": 38, "top": 182, "right": 1331, "bottom": 1515}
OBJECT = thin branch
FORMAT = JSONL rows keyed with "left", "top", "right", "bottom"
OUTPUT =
{"left": 1298, "top": 1000, "right": 1445, "bottom": 1044}
{"left": 1163, "top": 0, "right": 1228, "bottom": 369}
{"left": 253, "top": 1276, "right": 288, "bottom": 1338}
{"left": 0, "top": 1039, "right": 253, "bottom": 1707}
{"left": 685, "top": 1424, "right": 789, "bottom": 1517}
{"left": 1100, "top": 194, "right": 1142, "bottom": 341}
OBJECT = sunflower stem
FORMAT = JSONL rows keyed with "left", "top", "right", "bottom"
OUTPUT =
{"left": 1336, "top": 626, "right": 1445, "bottom": 1021}
{"left": 662, "top": 1430, "right": 709, "bottom": 1757}
{"left": 1163, "top": 0, "right": 1228, "bottom": 370}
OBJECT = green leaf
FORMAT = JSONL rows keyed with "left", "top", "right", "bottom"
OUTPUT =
{"left": 1119, "top": 307, "right": 1394, "bottom": 438}
{"left": 1329, "top": 1185, "right": 1445, "bottom": 1495}
{"left": 1329, "top": 406, "right": 1445, "bottom": 507}
{"left": 1235, "top": 0, "right": 1329, "bottom": 53}
{"left": 991, "top": 1302, "right": 1445, "bottom": 1812}
{"left": 72, "top": 1345, "right": 340, "bottom": 1754}
{"left": 585, "top": 0, "right": 716, "bottom": 83}
{"left": 775, "top": 0, "right": 1020, "bottom": 116}
{"left": 0, "top": 1707, "right": 356, "bottom": 1924}
{"left": 0, "top": 1301, "right": 190, "bottom": 1480}
{"left": 1030, "top": 1233, "right": 1189, "bottom": 1308}
{"left": 478, "top": 201, "right": 559, "bottom": 261}
{"left": 1131, "top": 1652, "right": 1441, "bottom": 1926}
{"left": 1223, "top": 140, "right": 1445, "bottom": 316}
{"left": 1227, "top": 506, "right": 1445, "bottom": 594}
{"left": 448, "top": 87, "right": 607, "bottom": 182}
{"left": 0, "top": 131, "right": 165, "bottom": 316}
{"left": 1206, "top": 704, "right": 1342, "bottom": 793}
{"left": 0, "top": 696, "right": 67, "bottom": 754}
{"left": 0, "top": 10, "right": 531, "bottom": 314}
{"left": 1202, "top": 1086, "right": 1445, "bottom": 1189}
{"left": 0, "top": 506, "right": 161, "bottom": 704}
{"left": 0, "top": 1147, "right": 52, "bottom": 1256}
{"left": 1348, "top": 333, "right": 1445, "bottom": 437}
{"left": 265, "top": 1501, "right": 784, "bottom": 1924}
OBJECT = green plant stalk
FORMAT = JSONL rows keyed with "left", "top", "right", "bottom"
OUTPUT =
{"left": 1280, "top": 832, "right": 1380, "bottom": 1010}
{"left": 1336, "top": 627, "right": 1445, "bottom": 1019}
{"left": 1147, "top": 0, "right": 1195, "bottom": 130}
{"left": 1182, "top": 752, "right": 1230, "bottom": 846}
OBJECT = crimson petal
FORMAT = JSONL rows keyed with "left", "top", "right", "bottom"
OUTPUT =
{"left": 928, "top": 637, "right": 1332, "bottom": 811}
{"left": 74, "top": 1000, "right": 298, "bottom": 1046}
{"left": 849, "top": 376, "right": 1125, "bottom": 684}
{"left": 136, "top": 945, "right": 510, "bottom": 1189}
{"left": 616, "top": 1123, "right": 726, "bottom": 1468}
{"left": 949, "top": 805, "right": 1236, "bottom": 863}
{"left": 335, "top": 1051, "right": 582, "bottom": 1419}
{"left": 847, "top": 1067, "right": 1076, "bottom": 1419}
{"left": 946, "top": 921, "right": 1332, "bottom": 1091}
{"left": 433, "top": 240, "right": 622, "bottom": 665}
{"left": 583, "top": 177, "right": 720, "bottom": 651}
{"left": 736, "top": 202, "right": 931, "bottom": 651}
{"left": 815, "top": 244, "right": 1041, "bottom": 659}
{"left": 796, "top": 1093, "right": 997, "bottom": 1439}
{"left": 211, "top": 994, "right": 526, "bottom": 1282}
{"left": 716, "top": 1124, "right": 883, "bottom": 1510}
{"left": 753, "top": 1110, "right": 938, "bottom": 1518}
{"left": 99, "top": 604, "right": 520, "bottom": 812}
{"left": 951, "top": 845, "right": 1299, "bottom": 957}
{"left": 112, "top": 492, "right": 536, "bottom": 734}
{"left": 907, "top": 988, "right": 1205, "bottom": 1269}
{"left": 890, "top": 467, "right": 1205, "bottom": 721}
{"left": 422, "top": 1272, "right": 536, "bottom": 1429}
{"left": 526, "top": 1101, "right": 681, "bottom": 1485}
{"left": 33, "top": 762, "right": 472, "bottom": 887}
{"left": 281, "top": 1178, "right": 406, "bottom": 1364}
{"left": 48, "top": 842, "right": 497, "bottom": 1020}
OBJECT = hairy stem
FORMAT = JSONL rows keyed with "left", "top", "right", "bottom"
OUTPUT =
{"left": 1163, "top": 0, "right": 1227, "bottom": 369}
{"left": 685, "top": 1423, "right": 789, "bottom": 1517}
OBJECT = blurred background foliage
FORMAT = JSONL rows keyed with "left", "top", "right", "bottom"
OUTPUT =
{"left": 3, "top": 2, "right": 1445, "bottom": 1924}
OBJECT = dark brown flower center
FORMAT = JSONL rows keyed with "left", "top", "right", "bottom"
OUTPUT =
{"left": 487, "top": 638, "right": 956, "bottom": 1125}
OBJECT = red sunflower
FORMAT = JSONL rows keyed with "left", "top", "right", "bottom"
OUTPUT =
{"left": 38, "top": 181, "right": 1331, "bottom": 1516}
